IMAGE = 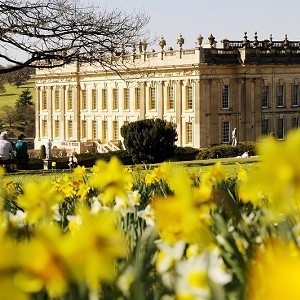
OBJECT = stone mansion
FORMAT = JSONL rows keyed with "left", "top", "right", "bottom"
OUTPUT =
{"left": 34, "top": 32, "right": 300, "bottom": 153}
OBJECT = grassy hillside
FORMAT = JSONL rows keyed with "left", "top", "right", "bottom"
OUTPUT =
{"left": 0, "top": 81, "right": 35, "bottom": 107}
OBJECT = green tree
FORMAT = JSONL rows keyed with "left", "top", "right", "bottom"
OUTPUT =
{"left": 0, "top": 105, "right": 18, "bottom": 127}
{"left": 15, "top": 88, "right": 33, "bottom": 107}
{"left": 15, "top": 88, "right": 35, "bottom": 128}
{"left": 121, "top": 118, "right": 178, "bottom": 164}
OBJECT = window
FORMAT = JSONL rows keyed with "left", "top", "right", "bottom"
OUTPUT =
{"left": 168, "top": 86, "right": 174, "bottom": 110}
{"left": 54, "top": 90, "right": 60, "bottom": 110}
{"left": 292, "top": 84, "right": 299, "bottom": 107}
{"left": 149, "top": 87, "right": 156, "bottom": 110}
{"left": 261, "top": 86, "right": 269, "bottom": 108}
{"left": 41, "top": 120, "right": 47, "bottom": 137}
{"left": 186, "top": 86, "right": 193, "bottom": 110}
{"left": 92, "top": 89, "right": 97, "bottom": 110}
{"left": 81, "top": 90, "right": 87, "bottom": 110}
{"left": 102, "top": 89, "right": 107, "bottom": 110}
{"left": 54, "top": 120, "right": 60, "bottom": 138}
{"left": 292, "top": 117, "right": 299, "bottom": 129}
{"left": 92, "top": 120, "right": 97, "bottom": 139}
{"left": 135, "top": 88, "right": 141, "bottom": 110}
{"left": 222, "top": 121, "right": 230, "bottom": 143}
{"left": 113, "top": 88, "right": 119, "bottom": 110}
{"left": 81, "top": 120, "right": 87, "bottom": 139}
{"left": 42, "top": 90, "right": 47, "bottom": 110}
{"left": 186, "top": 122, "right": 193, "bottom": 144}
{"left": 124, "top": 88, "right": 130, "bottom": 110}
{"left": 221, "top": 85, "right": 229, "bottom": 109}
{"left": 261, "top": 119, "right": 269, "bottom": 135}
{"left": 67, "top": 89, "right": 73, "bottom": 110}
{"left": 67, "top": 120, "right": 73, "bottom": 139}
{"left": 113, "top": 121, "right": 119, "bottom": 140}
{"left": 277, "top": 118, "right": 284, "bottom": 139}
{"left": 276, "top": 85, "right": 284, "bottom": 107}
{"left": 102, "top": 120, "right": 107, "bottom": 142}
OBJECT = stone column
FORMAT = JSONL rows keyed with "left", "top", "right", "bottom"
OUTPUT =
{"left": 35, "top": 87, "right": 41, "bottom": 141}
{"left": 47, "top": 86, "right": 53, "bottom": 140}
{"left": 175, "top": 80, "right": 182, "bottom": 145}
{"left": 157, "top": 81, "right": 164, "bottom": 119}
{"left": 139, "top": 82, "right": 146, "bottom": 119}
{"left": 194, "top": 80, "right": 201, "bottom": 148}
{"left": 59, "top": 86, "right": 65, "bottom": 142}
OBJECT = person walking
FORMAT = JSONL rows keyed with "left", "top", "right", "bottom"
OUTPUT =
{"left": 15, "top": 134, "right": 29, "bottom": 169}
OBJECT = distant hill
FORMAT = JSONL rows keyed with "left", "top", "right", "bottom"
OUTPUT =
{"left": 0, "top": 81, "right": 35, "bottom": 107}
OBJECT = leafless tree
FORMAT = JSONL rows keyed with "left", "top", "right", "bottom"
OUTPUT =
{"left": 0, "top": 0, "right": 149, "bottom": 74}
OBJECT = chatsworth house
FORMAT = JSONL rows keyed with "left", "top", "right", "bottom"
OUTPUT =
{"left": 34, "top": 32, "right": 300, "bottom": 153}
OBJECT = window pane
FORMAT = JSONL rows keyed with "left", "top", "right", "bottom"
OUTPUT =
{"left": 113, "top": 121, "right": 119, "bottom": 140}
{"left": 277, "top": 118, "right": 284, "bottom": 139}
{"left": 221, "top": 85, "right": 229, "bottom": 109}
{"left": 102, "top": 121, "right": 107, "bottom": 142}
{"left": 81, "top": 120, "right": 87, "bottom": 139}
{"left": 124, "top": 88, "right": 130, "bottom": 110}
{"left": 102, "top": 89, "right": 107, "bottom": 110}
{"left": 292, "top": 85, "right": 299, "bottom": 107}
{"left": 186, "top": 122, "right": 193, "bottom": 143}
{"left": 82, "top": 90, "right": 87, "bottom": 110}
{"left": 54, "top": 90, "right": 60, "bottom": 110}
{"left": 42, "top": 90, "right": 47, "bottom": 110}
{"left": 68, "top": 120, "right": 73, "bottom": 138}
{"left": 113, "top": 89, "right": 119, "bottom": 110}
{"left": 150, "top": 87, "right": 156, "bottom": 109}
{"left": 42, "top": 120, "right": 47, "bottom": 137}
{"left": 68, "top": 89, "right": 73, "bottom": 110}
{"left": 276, "top": 85, "right": 284, "bottom": 107}
{"left": 261, "top": 86, "right": 269, "bottom": 108}
{"left": 261, "top": 119, "right": 269, "bottom": 135}
{"left": 222, "top": 121, "right": 230, "bottom": 143}
{"left": 168, "top": 86, "right": 174, "bottom": 110}
{"left": 135, "top": 88, "right": 141, "bottom": 110}
{"left": 187, "top": 86, "right": 193, "bottom": 110}
{"left": 54, "top": 120, "right": 60, "bottom": 138}
{"left": 92, "top": 89, "right": 97, "bottom": 110}
{"left": 292, "top": 117, "right": 299, "bottom": 129}
{"left": 92, "top": 120, "right": 97, "bottom": 139}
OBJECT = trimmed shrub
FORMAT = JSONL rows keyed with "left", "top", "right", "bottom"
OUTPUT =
{"left": 196, "top": 142, "right": 257, "bottom": 160}
{"left": 121, "top": 118, "right": 178, "bottom": 164}
{"left": 27, "top": 150, "right": 133, "bottom": 170}
{"left": 172, "top": 146, "right": 200, "bottom": 161}
{"left": 39, "top": 145, "right": 46, "bottom": 159}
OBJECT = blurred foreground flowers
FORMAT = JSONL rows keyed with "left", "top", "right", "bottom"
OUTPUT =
{"left": 1, "top": 131, "right": 300, "bottom": 299}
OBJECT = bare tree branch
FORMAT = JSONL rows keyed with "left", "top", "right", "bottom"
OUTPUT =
{"left": 0, "top": 0, "right": 150, "bottom": 74}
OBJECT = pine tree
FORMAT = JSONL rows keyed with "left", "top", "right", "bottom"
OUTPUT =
{"left": 15, "top": 88, "right": 34, "bottom": 126}
{"left": 15, "top": 88, "right": 33, "bottom": 108}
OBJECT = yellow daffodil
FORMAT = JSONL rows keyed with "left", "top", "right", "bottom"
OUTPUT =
{"left": 239, "top": 130, "right": 300, "bottom": 219}
{"left": 17, "top": 180, "right": 63, "bottom": 224}
{"left": 15, "top": 223, "right": 69, "bottom": 297}
{"left": 246, "top": 238, "right": 300, "bottom": 300}
{"left": 89, "top": 157, "right": 132, "bottom": 205}
{"left": 62, "top": 209, "right": 127, "bottom": 290}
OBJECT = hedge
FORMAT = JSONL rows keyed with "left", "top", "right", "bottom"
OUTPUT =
{"left": 196, "top": 142, "right": 257, "bottom": 160}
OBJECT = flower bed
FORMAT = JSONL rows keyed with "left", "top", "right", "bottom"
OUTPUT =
{"left": 0, "top": 131, "right": 300, "bottom": 299}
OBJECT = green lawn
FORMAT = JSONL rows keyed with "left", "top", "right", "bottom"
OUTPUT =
{"left": 0, "top": 81, "right": 35, "bottom": 107}
{"left": 3, "top": 157, "right": 260, "bottom": 183}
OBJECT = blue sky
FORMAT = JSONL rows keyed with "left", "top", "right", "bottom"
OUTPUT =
{"left": 90, "top": 0, "right": 300, "bottom": 49}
